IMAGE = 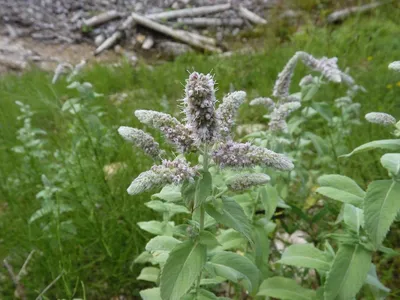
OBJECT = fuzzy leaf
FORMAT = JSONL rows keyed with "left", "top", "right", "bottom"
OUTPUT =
{"left": 195, "top": 171, "right": 212, "bottom": 208}
{"left": 152, "top": 184, "right": 182, "bottom": 202}
{"left": 260, "top": 185, "right": 279, "bottom": 220}
{"left": 324, "top": 244, "right": 372, "bottom": 300}
{"left": 277, "top": 244, "right": 332, "bottom": 272}
{"left": 318, "top": 175, "right": 365, "bottom": 198}
{"left": 364, "top": 180, "right": 400, "bottom": 248}
{"left": 140, "top": 287, "right": 162, "bottom": 300}
{"left": 342, "top": 139, "right": 400, "bottom": 158}
{"left": 198, "top": 231, "right": 221, "bottom": 247}
{"left": 217, "top": 229, "right": 246, "bottom": 250}
{"left": 145, "top": 201, "right": 189, "bottom": 216}
{"left": 160, "top": 241, "right": 206, "bottom": 300}
{"left": 257, "top": 277, "right": 316, "bottom": 300}
{"left": 138, "top": 221, "right": 174, "bottom": 236}
{"left": 206, "top": 196, "right": 253, "bottom": 243}
{"left": 207, "top": 251, "right": 259, "bottom": 293}
{"left": 137, "top": 267, "right": 160, "bottom": 283}
{"left": 343, "top": 204, "right": 364, "bottom": 234}
{"left": 316, "top": 187, "right": 363, "bottom": 206}
{"left": 365, "top": 264, "right": 390, "bottom": 294}
{"left": 146, "top": 236, "right": 181, "bottom": 252}
{"left": 380, "top": 153, "right": 400, "bottom": 176}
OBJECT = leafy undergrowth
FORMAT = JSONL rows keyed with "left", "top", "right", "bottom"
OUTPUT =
{"left": 0, "top": 3, "right": 399, "bottom": 299}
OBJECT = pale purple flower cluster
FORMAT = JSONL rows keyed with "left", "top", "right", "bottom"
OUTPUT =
{"left": 298, "top": 51, "right": 342, "bottom": 83}
{"left": 135, "top": 110, "right": 194, "bottom": 153}
{"left": 183, "top": 72, "right": 218, "bottom": 143}
{"left": 227, "top": 173, "right": 271, "bottom": 191}
{"left": 127, "top": 158, "right": 197, "bottom": 195}
{"left": 216, "top": 91, "right": 246, "bottom": 139}
{"left": 249, "top": 97, "right": 275, "bottom": 110}
{"left": 212, "top": 141, "right": 294, "bottom": 171}
{"left": 365, "top": 112, "right": 396, "bottom": 126}
{"left": 269, "top": 102, "right": 301, "bottom": 132}
{"left": 118, "top": 126, "right": 161, "bottom": 159}
{"left": 273, "top": 54, "right": 298, "bottom": 99}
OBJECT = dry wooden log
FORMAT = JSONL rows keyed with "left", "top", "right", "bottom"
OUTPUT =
{"left": 129, "top": 12, "right": 221, "bottom": 53}
{"left": 327, "top": 1, "right": 389, "bottom": 23}
{"left": 94, "top": 31, "right": 122, "bottom": 55}
{"left": 83, "top": 10, "right": 122, "bottom": 27}
{"left": 238, "top": 6, "right": 267, "bottom": 24}
{"left": 146, "top": 3, "right": 231, "bottom": 20}
{"left": 142, "top": 36, "right": 155, "bottom": 50}
{"left": 176, "top": 30, "right": 217, "bottom": 46}
{"left": 177, "top": 17, "right": 244, "bottom": 27}
{"left": 0, "top": 55, "right": 27, "bottom": 70}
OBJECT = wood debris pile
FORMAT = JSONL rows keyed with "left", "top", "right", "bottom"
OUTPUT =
{"left": 0, "top": 0, "right": 277, "bottom": 57}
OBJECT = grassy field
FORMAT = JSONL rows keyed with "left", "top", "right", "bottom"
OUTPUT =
{"left": 1, "top": 3, "right": 400, "bottom": 298}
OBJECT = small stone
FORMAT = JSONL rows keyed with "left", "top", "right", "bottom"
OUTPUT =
{"left": 94, "top": 34, "right": 105, "bottom": 46}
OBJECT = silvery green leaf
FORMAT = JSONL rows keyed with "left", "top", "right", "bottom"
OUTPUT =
{"left": 137, "top": 267, "right": 160, "bottom": 283}
{"left": 260, "top": 185, "right": 278, "bottom": 220}
{"left": 343, "top": 204, "right": 364, "bottom": 234}
{"left": 137, "top": 221, "right": 174, "bottom": 236}
{"left": 160, "top": 241, "right": 206, "bottom": 300}
{"left": 257, "top": 277, "right": 316, "bottom": 300}
{"left": 342, "top": 139, "right": 400, "bottom": 158}
{"left": 145, "top": 201, "right": 189, "bottom": 216}
{"left": 200, "top": 277, "right": 226, "bottom": 286}
{"left": 134, "top": 251, "right": 154, "bottom": 264}
{"left": 365, "top": 264, "right": 390, "bottom": 294}
{"left": 364, "top": 180, "right": 400, "bottom": 248}
{"left": 198, "top": 231, "right": 221, "bottom": 247}
{"left": 317, "top": 174, "right": 365, "bottom": 207}
{"left": 311, "top": 102, "right": 333, "bottom": 122}
{"left": 380, "top": 153, "right": 400, "bottom": 176}
{"left": 146, "top": 236, "right": 181, "bottom": 252}
{"left": 277, "top": 243, "right": 332, "bottom": 273}
{"left": 152, "top": 185, "right": 182, "bottom": 202}
{"left": 195, "top": 171, "right": 213, "bottom": 208}
{"left": 216, "top": 229, "right": 246, "bottom": 251}
{"left": 206, "top": 196, "right": 253, "bottom": 243}
{"left": 324, "top": 244, "right": 372, "bottom": 300}
{"left": 140, "top": 288, "right": 162, "bottom": 300}
{"left": 207, "top": 251, "right": 259, "bottom": 293}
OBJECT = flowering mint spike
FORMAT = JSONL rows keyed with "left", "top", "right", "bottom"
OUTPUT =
{"left": 127, "top": 158, "right": 197, "bottom": 195}
{"left": 212, "top": 141, "right": 294, "bottom": 171}
{"left": 227, "top": 173, "right": 271, "bottom": 191}
{"left": 249, "top": 97, "right": 275, "bottom": 110}
{"left": 273, "top": 54, "right": 298, "bottom": 99}
{"left": 365, "top": 112, "right": 396, "bottom": 126}
{"left": 388, "top": 61, "right": 400, "bottom": 72}
{"left": 135, "top": 110, "right": 194, "bottom": 153}
{"left": 269, "top": 102, "right": 301, "bottom": 132}
{"left": 297, "top": 51, "right": 342, "bottom": 83}
{"left": 118, "top": 126, "right": 161, "bottom": 159}
{"left": 216, "top": 91, "right": 246, "bottom": 139}
{"left": 183, "top": 72, "right": 218, "bottom": 143}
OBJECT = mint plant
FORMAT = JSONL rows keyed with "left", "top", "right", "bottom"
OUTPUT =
{"left": 255, "top": 61, "right": 399, "bottom": 299}
{"left": 119, "top": 72, "right": 293, "bottom": 300}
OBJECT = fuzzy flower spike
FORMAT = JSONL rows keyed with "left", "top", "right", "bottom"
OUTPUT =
{"left": 216, "top": 91, "right": 246, "bottom": 139}
{"left": 213, "top": 141, "right": 294, "bottom": 171}
{"left": 127, "top": 158, "right": 197, "bottom": 195}
{"left": 183, "top": 72, "right": 219, "bottom": 144}
{"left": 365, "top": 112, "right": 396, "bottom": 126}
{"left": 118, "top": 126, "right": 162, "bottom": 159}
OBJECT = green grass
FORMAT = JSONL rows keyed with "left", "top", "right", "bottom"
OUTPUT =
{"left": 0, "top": 3, "right": 400, "bottom": 298}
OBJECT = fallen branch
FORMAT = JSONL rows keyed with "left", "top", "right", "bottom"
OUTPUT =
{"left": 83, "top": 10, "right": 122, "bottom": 27}
{"left": 94, "top": 31, "right": 122, "bottom": 55}
{"left": 238, "top": 6, "right": 267, "bottom": 24}
{"left": 176, "top": 17, "right": 244, "bottom": 27}
{"left": 146, "top": 3, "right": 231, "bottom": 20}
{"left": 327, "top": 1, "right": 389, "bottom": 23}
{"left": 177, "top": 30, "right": 217, "bottom": 46}
{"left": 129, "top": 12, "right": 221, "bottom": 52}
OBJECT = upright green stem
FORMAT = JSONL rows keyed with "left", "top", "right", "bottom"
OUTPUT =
{"left": 196, "top": 144, "right": 209, "bottom": 296}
